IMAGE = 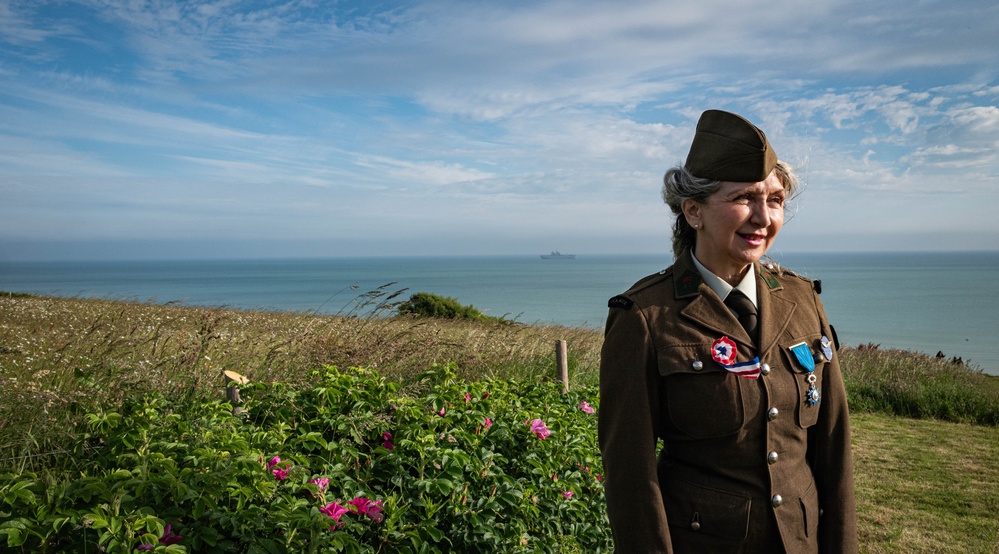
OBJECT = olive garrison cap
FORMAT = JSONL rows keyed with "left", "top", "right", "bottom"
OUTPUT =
{"left": 684, "top": 109, "right": 777, "bottom": 182}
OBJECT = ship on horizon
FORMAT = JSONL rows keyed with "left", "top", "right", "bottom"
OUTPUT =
{"left": 540, "top": 250, "right": 576, "bottom": 259}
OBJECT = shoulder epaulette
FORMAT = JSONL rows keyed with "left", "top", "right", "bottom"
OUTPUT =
{"left": 626, "top": 268, "right": 673, "bottom": 295}
{"left": 764, "top": 262, "right": 820, "bottom": 293}
{"left": 608, "top": 267, "right": 672, "bottom": 308}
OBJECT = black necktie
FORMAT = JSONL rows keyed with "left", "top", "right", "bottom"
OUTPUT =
{"left": 725, "top": 289, "right": 758, "bottom": 345}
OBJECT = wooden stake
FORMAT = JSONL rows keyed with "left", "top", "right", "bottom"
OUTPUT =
{"left": 556, "top": 339, "right": 569, "bottom": 394}
{"left": 223, "top": 370, "right": 249, "bottom": 415}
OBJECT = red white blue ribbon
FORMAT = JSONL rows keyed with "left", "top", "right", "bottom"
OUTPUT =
{"left": 720, "top": 357, "right": 762, "bottom": 379}
{"left": 711, "top": 336, "right": 737, "bottom": 365}
{"left": 711, "top": 336, "right": 761, "bottom": 379}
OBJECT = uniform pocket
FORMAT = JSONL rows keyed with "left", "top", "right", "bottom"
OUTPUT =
{"left": 659, "top": 345, "right": 746, "bottom": 438}
{"left": 800, "top": 480, "right": 819, "bottom": 538}
{"left": 662, "top": 478, "right": 751, "bottom": 541}
{"left": 779, "top": 335, "right": 827, "bottom": 429}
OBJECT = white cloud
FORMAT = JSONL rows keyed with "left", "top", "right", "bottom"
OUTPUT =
{"left": 1, "top": 0, "right": 999, "bottom": 256}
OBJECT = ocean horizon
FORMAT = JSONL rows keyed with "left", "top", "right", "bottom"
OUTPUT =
{"left": 2, "top": 251, "right": 997, "bottom": 375}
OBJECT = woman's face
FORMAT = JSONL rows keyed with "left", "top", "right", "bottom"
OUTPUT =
{"left": 683, "top": 171, "right": 785, "bottom": 284}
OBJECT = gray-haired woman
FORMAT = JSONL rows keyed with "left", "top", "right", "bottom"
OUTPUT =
{"left": 598, "top": 110, "right": 857, "bottom": 553}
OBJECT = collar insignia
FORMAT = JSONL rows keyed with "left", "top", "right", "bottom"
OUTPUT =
{"left": 675, "top": 269, "right": 702, "bottom": 296}
{"left": 761, "top": 270, "right": 781, "bottom": 290}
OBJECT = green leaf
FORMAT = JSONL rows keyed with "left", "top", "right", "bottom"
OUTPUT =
{"left": 1, "top": 480, "right": 37, "bottom": 507}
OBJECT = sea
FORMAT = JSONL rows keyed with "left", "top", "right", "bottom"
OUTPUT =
{"left": 1, "top": 252, "right": 997, "bottom": 375}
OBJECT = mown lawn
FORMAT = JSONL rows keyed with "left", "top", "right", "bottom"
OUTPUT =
{"left": 851, "top": 413, "right": 999, "bottom": 553}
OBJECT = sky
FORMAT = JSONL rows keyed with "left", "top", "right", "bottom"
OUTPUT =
{"left": 1, "top": 0, "right": 998, "bottom": 261}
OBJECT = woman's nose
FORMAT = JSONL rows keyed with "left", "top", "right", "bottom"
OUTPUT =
{"left": 750, "top": 199, "right": 770, "bottom": 226}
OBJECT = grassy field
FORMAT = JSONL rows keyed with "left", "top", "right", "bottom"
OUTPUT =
{"left": 1, "top": 294, "right": 998, "bottom": 552}
{"left": 851, "top": 413, "right": 998, "bottom": 553}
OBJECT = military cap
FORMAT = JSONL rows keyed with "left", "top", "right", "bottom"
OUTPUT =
{"left": 684, "top": 109, "right": 777, "bottom": 182}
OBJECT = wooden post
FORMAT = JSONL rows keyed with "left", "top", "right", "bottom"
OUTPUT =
{"left": 556, "top": 339, "right": 569, "bottom": 394}
{"left": 223, "top": 370, "right": 249, "bottom": 415}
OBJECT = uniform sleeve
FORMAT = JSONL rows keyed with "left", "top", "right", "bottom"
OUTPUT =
{"left": 808, "top": 292, "right": 859, "bottom": 553}
{"left": 598, "top": 302, "right": 673, "bottom": 553}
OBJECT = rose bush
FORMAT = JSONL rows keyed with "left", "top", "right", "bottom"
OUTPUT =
{"left": 0, "top": 363, "right": 609, "bottom": 553}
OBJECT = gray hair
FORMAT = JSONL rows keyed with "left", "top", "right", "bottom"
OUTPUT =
{"left": 661, "top": 161, "right": 800, "bottom": 259}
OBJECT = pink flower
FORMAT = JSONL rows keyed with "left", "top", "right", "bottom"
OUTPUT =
{"left": 596, "top": 474, "right": 603, "bottom": 482}
{"left": 272, "top": 467, "right": 289, "bottom": 480}
{"left": 382, "top": 432, "right": 394, "bottom": 450}
{"left": 267, "top": 456, "right": 281, "bottom": 470}
{"left": 465, "top": 393, "right": 472, "bottom": 403}
{"left": 527, "top": 418, "right": 551, "bottom": 440}
{"left": 562, "top": 491, "right": 574, "bottom": 499}
{"left": 438, "top": 406, "right": 446, "bottom": 416}
{"left": 320, "top": 502, "right": 350, "bottom": 529}
{"left": 137, "top": 522, "right": 183, "bottom": 550}
{"left": 159, "top": 523, "right": 183, "bottom": 546}
{"left": 483, "top": 417, "right": 493, "bottom": 429}
{"left": 310, "top": 477, "right": 330, "bottom": 492}
{"left": 578, "top": 401, "right": 595, "bottom": 414}
{"left": 482, "top": 392, "right": 489, "bottom": 400}
{"left": 347, "top": 497, "right": 385, "bottom": 523}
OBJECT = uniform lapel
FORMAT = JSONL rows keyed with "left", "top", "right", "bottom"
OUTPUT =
{"left": 673, "top": 251, "right": 754, "bottom": 349}
{"left": 680, "top": 293, "right": 753, "bottom": 348}
{"left": 757, "top": 263, "right": 797, "bottom": 358}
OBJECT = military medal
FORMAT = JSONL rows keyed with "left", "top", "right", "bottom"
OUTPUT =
{"left": 790, "top": 342, "right": 821, "bottom": 407}
{"left": 711, "top": 336, "right": 761, "bottom": 379}
{"left": 805, "top": 374, "right": 821, "bottom": 406}
{"left": 821, "top": 336, "right": 833, "bottom": 361}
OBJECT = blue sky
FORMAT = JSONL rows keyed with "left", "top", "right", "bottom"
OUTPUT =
{"left": 1, "top": 0, "right": 998, "bottom": 260}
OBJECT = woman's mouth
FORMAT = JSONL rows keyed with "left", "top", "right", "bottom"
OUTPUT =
{"left": 739, "top": 233, "right": 767, "bottom": 246}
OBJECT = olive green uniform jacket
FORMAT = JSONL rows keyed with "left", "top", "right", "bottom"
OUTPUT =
{"left": 598, "top": 251, "right": 857, "bottom": 553}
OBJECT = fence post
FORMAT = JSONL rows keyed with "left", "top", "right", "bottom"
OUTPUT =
{"left": 556, "top": 339, "right": 569, "bottom": 394}
{"left": 223, "top": 370, "right": 249, "bottom": 415}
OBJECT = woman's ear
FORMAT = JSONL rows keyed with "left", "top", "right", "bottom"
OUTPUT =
{"left": 681, "top": 198, "right": 702, "bottom": 229}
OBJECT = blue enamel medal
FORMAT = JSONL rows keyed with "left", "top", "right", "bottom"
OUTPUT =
{"left": 789, "top": 342, "right": 821, "bottom": 407}
{"left": 805, "top": 376, "right": 821, "bottom": 406}
{"left": 821, "top": 336, "right": 833, "bottom": 361}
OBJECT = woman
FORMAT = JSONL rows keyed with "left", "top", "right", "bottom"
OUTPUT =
{"left": 598, "top": 110, "right": 857, "bottom": 553}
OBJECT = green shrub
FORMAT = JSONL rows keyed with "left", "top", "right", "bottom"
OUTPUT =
{"left": 397, "top": 292, "right": 497, "bottom": 322}
{"left": 0, "top": 364, "right": 610, "bottom": 553}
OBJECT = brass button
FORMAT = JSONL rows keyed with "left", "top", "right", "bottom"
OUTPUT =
{"left": 692, "top": 360, "right": 703, "bottom": 371}
{"left": 768, "top": 407, "right": 779, "bottom": 420}
{"left": 768, "top": 451, "right": 779, "bottom": 464}
{"left": 760, "top": 363, "right": 771, "bottom": 376}
{"left": 772, "top": 494, "right": 783, "bottom": 508}
{"left": 690, "top": 521, "right": 701, "bottom": 531}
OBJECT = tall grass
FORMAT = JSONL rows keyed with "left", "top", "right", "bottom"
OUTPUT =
{"left": 0, "top": 294, "right": 601, "bottom": 473}
{"left": 840, "top": 344, "right": 999, "bottom": 425}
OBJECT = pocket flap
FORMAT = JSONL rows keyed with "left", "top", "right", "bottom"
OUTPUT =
{"left": 663, "top": 479, "right": 751, "bottom": 541}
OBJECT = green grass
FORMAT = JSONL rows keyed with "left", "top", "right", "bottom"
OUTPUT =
{"left": 2, "top": 294, "right": 998, "bottom": 552}
{"left": 851, "top": 413, "right": 999, "bottom": 553}
{"left": 841, "top": 345, "right": 999, "bottom": 425}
